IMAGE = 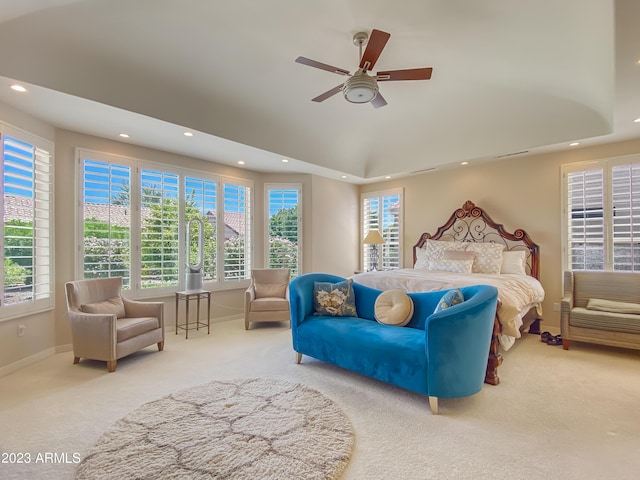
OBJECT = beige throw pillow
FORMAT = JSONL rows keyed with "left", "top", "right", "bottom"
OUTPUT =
{"left": 80, "top": 296, "right": 126, "bottom": 318}
{"left": 374, "top": 290, "right": 414, "bottom": 327}
{"left": 255, "top": 283, "right": 287, "bottom": 299}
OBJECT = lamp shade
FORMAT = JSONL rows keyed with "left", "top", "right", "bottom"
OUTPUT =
{"left": 363, "top": 230, "right": 385, "bottom": 245}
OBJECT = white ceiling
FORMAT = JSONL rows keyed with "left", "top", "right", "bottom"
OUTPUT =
{"left": 0, "top": 0, "right": 638, "bottom": 184}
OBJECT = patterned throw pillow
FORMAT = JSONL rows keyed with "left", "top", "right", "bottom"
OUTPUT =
{"left": 313, "top": 279, "right": 357, "bottom": 317}
{"left": 433, "top": 289, "right": 464, "bottom": 314}
{"left": 427, "top": 259, "right": 474, "bottom": 274}
{"left": 424, "top": 239, "right": 467, "bottom": 262}
{"left": 465, "top": 243, "right": 505, "bottom": 274}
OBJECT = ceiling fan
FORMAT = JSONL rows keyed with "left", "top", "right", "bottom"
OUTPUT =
{"left": 295, "top": 29, "right": 433, "bottom": 108}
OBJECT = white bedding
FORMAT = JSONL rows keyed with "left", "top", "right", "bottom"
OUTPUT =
{"left": 351, "top": 269, "right": 544, "bottom": 350}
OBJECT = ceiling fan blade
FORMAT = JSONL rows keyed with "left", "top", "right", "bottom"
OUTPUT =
{"left": 295, "top": 56, "right": 350, "bottom": 76}
{"left": 359, "top": 29, "right": 391, "bottom": 71}
{"left": 311, "top": 84, "right": 344, "bottom": 102}
{"left": 371, "top": 92, "right": 387, "bottom": 108}
{"left": 377, "top": 67, "right": 433, "bottom": 81}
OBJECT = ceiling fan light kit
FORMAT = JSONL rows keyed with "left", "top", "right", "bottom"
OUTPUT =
{"left": 343, "top": 72, "right": 378, "bottom": 103}
{"left": 295, "top": 29, "right": 433, "bottom": 108}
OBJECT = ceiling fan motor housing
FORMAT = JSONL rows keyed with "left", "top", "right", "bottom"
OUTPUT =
{"left": 343, "top": 71, "right": 379, "bottom": 103}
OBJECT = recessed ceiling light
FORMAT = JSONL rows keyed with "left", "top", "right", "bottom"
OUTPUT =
{"left": 238, "top": 161, "right": 245, "bottom": 165}
{"left": 281, "top": 159, "right": 289, "bottom": 163}
{"left": 119, "top": 133, "right": 129, "bottom": 138}
{"left": 341, "top": 175, "right": 347, "bottom": 179}
{"left": 570, "top": 142, "right": 580, "bottom": 146}
{"left": 461, "top": 161, "right": 469, "bottom": 166}
{"left": 385, "top": 176, "right": 391, "bottom": 179}
{"left": 184, "top": 132, "right": 193, "bottom": 137}
{"left": 10, "top": 84, "right": 27, "bottom": 93}
{"left": 634, "top": 118, "right": 640, "bottom": 123}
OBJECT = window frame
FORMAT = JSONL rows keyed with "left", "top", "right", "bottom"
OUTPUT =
{"left": 264, "top": 183, "right": 302, "bottom": 277}
{"left": 1, "top": 123, "right": 54, "bottom": 321}
{"left": 562, "top": 154, "right": 640, "bottom": 272}
{"left": 76, "top": 149, "right": 253, "bottom": 297}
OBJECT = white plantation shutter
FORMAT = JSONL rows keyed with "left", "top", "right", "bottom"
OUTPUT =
{"left": 1, "top": 128, "right": 53, "bottom": 315}
{"left": 612, "top": 163, "right": 640, "bottom": 271}
{"left": 266, "top": 185, "right": 300, "bottom": 277}
{"left": 140, "top": 168, "right": 180, "bottom": 289}
{"left": 185, "top": 176, "right": 217, "bottom": 281}
{"left": 361, "top": 189, "right": 402, "bottom": 271}
{"left": 223, "top": 181, "right": 251, "bottom": 280}
{"left": 566, "top": 168, "right": 605, "bottom": 270}
{"left": 563, "top": 155, "right": 640, "bottom": 271}
{"left": 82, "top": 159, "right": 131, "bottom": 286}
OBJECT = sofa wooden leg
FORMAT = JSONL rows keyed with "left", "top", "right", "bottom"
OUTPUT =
{"left": 73, "top": 356, "right": 80, "bottom": 365}
{"left": 429, "top": 396, "right": 439, "bottom": 415}
{"left": 107, "top": 360, "right": 117, "bottom": 373}
{"left": 562, "top": 339, "right": 570, "bottom": 350}
{"left": 295, "top": 352, "right": 302, "bottom": 364}
{"left": 157, "top": 341, "right": 164, "bottom": 351}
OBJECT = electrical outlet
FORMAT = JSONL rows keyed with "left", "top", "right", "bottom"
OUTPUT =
{"left": 17, "top": 324, "right": 26, "bottom": 337}
{"left": 553, "top": 303, "right": 560, "bottom": 312}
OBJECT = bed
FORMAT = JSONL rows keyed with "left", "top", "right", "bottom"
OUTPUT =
{"left": 352, "top": 200, "right": 545, "bottom": 385}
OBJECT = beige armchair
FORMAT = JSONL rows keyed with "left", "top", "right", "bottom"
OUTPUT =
{"left": 244, "top": 269, "right": 291, "bottom": 330}
{"left": 65, "top": 277, "right": 165, "bottom": 372}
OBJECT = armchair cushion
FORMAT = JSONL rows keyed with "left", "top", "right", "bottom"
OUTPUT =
{"left": 80, "top": 296, "right": 126, "bottom": 318}
{"left": 250, "top": 297, "right": 290, "bottom": 312}
{"left": 255, "top": 282, "right": 288, "bottom": 299}
{"left": 117, "top": 317, "right": 161, "bottom": 342}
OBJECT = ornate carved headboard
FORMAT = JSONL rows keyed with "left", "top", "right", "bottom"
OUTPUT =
{"left": 412, "top": 200, "right": 540, "bottom": 279}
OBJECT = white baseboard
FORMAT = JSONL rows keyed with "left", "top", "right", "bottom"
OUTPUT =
{"left": 0, "top": 347, "right": 56, "bottom": 378}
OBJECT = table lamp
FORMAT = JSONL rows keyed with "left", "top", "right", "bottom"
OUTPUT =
{"left": 363, "top": 230, "right": 385, "bottom": 271}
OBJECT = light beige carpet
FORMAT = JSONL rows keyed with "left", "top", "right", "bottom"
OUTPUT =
{"left": 1, "top": 318, "right": 640, "bottom": 480}
{"left": 76, "top": 378, "right": 353, "bottom": 480}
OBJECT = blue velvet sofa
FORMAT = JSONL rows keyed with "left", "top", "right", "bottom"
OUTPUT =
{"left": 289, "top": 273, "right": 499, "bottom": 414}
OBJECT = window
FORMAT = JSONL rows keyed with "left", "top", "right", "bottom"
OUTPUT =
{"left": 78, "top": 150, "right": 253, "bottom": 295}
{"left": 563, "top": 155, "right": 640, "bottom": 271}
{"left": 361, "top": 189, "right": 402, "bottom": 271}
{"left": 139, "top": 168, "right": 180, "bottom": 289}
{"left": 82, "top": 159, "right": 131, "bottom": 286}
{"left": 1, "top": 125, "right": 54, "bottom": 318}
{"left": 185, "top": 176, "right": 217, "bottom": 282}
{"left": 266, "top": 185, "right": 301, "bottom": 277}
{"left": 223, "top": 182, "right": 251, "bottom": 281}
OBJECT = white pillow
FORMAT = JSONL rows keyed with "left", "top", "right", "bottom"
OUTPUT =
{"left": 501, "top": 250, "right": 527, "bottom": 275}
{"left": 428, "top": 258, "right": 474, "bottom": 274}
{"left": 465, "top": 243, "right": 505, "bottom": 274}
{"left": 424, "top": 239, "right": 467, "bottom": 262}
{"left": 414, "top": 247, "right": 429, "bottom": 270}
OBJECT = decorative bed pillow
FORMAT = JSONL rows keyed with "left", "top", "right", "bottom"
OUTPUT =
{"left": 500, "top": 250, "right": 527, "bottom": 275}
{"left": 424, "top": 239, "right": 467, "bottom": 262}
{"left": 434, "top": 289, "right": 464, "bottom": 314}
{"left": 586, "top": 298, "right": 640, "bottom": 314}
{"left": 465, "top": 243, "right": 505, "bottom": 274}
{"left": 313, "top": 279, "right": 357, "bottom": 317}
{"left": 414, "top": 247, "right": 429, "bottom": 270}
{"left": 374, "top": 289, "right": 414, "bottom": 327}
{"left": 443, "top": 250, "right": 475, "bottom": 261}
{"left": 427, "top": 259, "right": 474, "bottom": 274}
{"left": 80, "top": 296, "right": 126, "bottom": 318}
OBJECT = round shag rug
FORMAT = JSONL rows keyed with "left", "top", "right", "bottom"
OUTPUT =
{"left": 76, "top": 378, "right": 353, "bottom": 480}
